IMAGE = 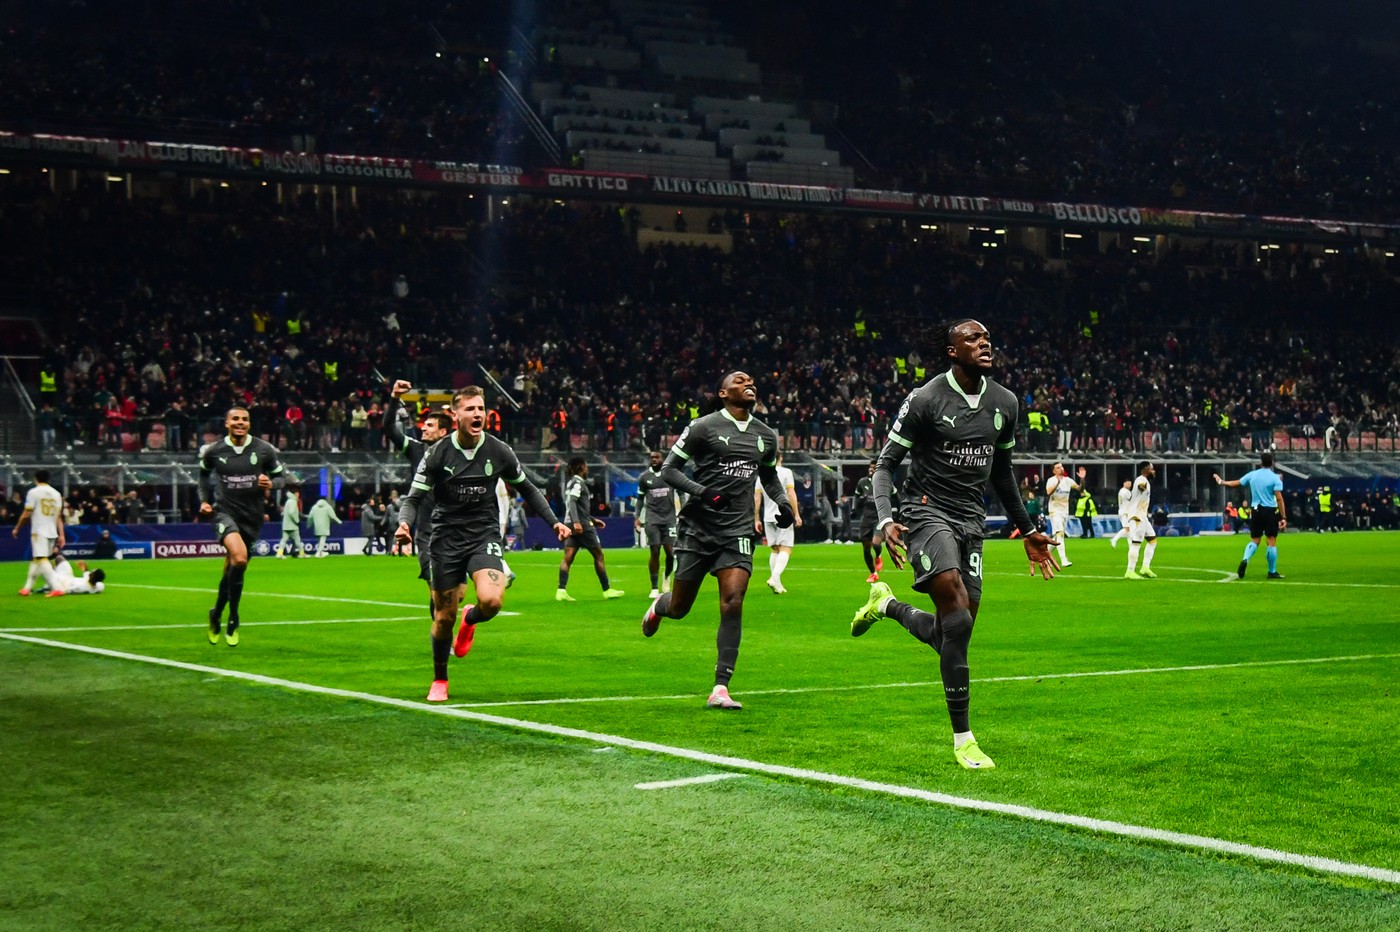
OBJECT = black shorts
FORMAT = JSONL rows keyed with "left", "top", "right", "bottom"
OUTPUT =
{"left": 858, "top": 516, "right": 882, "bottom": 542}
{"left": 417, "top": 532, "right": 433, "bottom": 582}
{"left": 675, "top": 530, "right": 755, "bottom": 581}
{"left": 565, "top": 524, "right": 603, "bottom": 552}
{"left": 902, "top": 512, "right": 985, "bottom": 603}
{"left": 212, "top": 512, "right": 261, "bottom": 551}
{"left": 1249, "top": 506, "right": 1281, "bottom": 539}
{"left": 428, "top": 527, "right": 505, "bottom": 591}
{"left": 645, "top": 522, "right": 678, "bottom": 549}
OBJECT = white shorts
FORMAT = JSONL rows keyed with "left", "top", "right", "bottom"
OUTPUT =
{"left": 1047, "top": 512, "right": 1069, "bottom": 538}
{"left": 763, "top": 520, "right": 795, "bottom": 549}
{"left": 30, "top": 535, "right": 57, "bottom": 559}
{"left": 1127, "top": 519, "right": 1157, "bottom": 545}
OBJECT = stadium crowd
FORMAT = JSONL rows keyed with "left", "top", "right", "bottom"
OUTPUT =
{"left": 6, "top": 179, "right": 1399, "bottom": 461}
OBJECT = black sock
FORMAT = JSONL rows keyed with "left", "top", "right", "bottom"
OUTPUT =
{"left": 462, "top": 605, "right": 481, "bottom": 625}
{"left": 653, "top": 592, "right": 673, "bottom": 617}
{"left": 863, "top": 545, "right": 875, "bottom": 572}
{"left": 664, "top": 551, "right": 675, "bottom": 579}
{"left": 212, "top": 572, "right": 230, "bottom": 618}
{"left": 714, "top": 610, "right": 742, "bottom": 687}
{"left": 938, "top": 608, "right": 975, "bottom": 733}
{"left": 649, "top": 567, "right": 659, "bottom": 588}
{"left": 597, "top": 568, "right": 610, "bottom": 590}
{"left": 432, "top": 636, "right": 450, "bottom": 681}
{"left": 226, "top": 565, "right": 247, "bottom": 623}
{"left": 558, "top": 568, "right": 569, "bottom": 589}
{"left": 886, "top": 599, "right": 942, "bottom": 653}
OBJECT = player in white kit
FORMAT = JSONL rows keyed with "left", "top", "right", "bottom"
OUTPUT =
{"left": 1123, "top": 462, "right": 1159, "bottom": 579}
{"left": 1044, "top": 463, "right": 1085, "bottom": 568}
{"left": 753, "top": 452, "right": 802, "bottom": 594}
{"left": 1109, "top": 479, "right": 1133, "bottom": 548}
{"left": 12, "top": 469, "right": 65, "bottom": 596}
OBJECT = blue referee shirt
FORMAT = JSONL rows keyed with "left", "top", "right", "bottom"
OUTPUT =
{"left": 1239, "top": 466, "right": 1284, "bottom": 510}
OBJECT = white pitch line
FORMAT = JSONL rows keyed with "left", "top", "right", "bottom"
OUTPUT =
{"left": 450, "top": 652, "right": 1400, "bottom": 708}
{"left": 0, "top": 616, "right": 426, "bottom": 634}
{"left": 635, "top": 773, "right": 748, "bottom": 791}
{"left": 3, "top": 631, "right": 1397, "bottom": 887}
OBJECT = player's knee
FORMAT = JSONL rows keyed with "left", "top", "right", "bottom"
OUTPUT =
{"left": 718, "top": 592, "right": 745, "bottom": 615}
{"left": 940, "top": 607, "right": 974, "bottom": 645}
{"left": 229, "top": 553, "right": 249, "bottom": 570}
{"left": 477, "top": 594, "right": 503, "bottom": 618}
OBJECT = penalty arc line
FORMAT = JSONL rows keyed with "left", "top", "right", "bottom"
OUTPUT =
{"left": 2, "top": 631, "right": 1398, "bottom": 887}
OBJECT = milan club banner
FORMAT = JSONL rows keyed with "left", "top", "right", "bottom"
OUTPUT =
{"left": 3, "top": 129, "right": 1395, "bottom": 242}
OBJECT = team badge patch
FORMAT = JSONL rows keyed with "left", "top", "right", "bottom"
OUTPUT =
{"left": 757, "top": 437, "right": 765, "bottom": 453}
{"left": 993, "top": 410, "right": 1004, "bottom": 431}
{"left": 250, "top": 452, "right": 259, "bottom": 465}
{"left": 920, "top": 552, "right": 932, "bottom": 572}
{"left": 485, "top": 460, "right": 494, "bottom": 476}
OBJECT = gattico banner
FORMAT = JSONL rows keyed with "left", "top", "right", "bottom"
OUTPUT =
{"left": 4, "top": 129, "right": 1394, "bottom": 242}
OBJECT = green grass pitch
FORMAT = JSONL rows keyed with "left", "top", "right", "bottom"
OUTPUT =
{"left": 3, "top": 533, "right": 1399, "bottom": 930}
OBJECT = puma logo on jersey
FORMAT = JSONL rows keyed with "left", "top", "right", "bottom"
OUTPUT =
{"left": 717, "top": 435, "right": 732, "bottom": 445}
{"left": 941, "top": 415, "right": 957, "bottom": 426}
{"left": 217, "top": 457, "right": 228, "bottom": 464}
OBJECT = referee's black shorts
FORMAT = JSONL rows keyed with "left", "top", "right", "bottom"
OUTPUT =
{"left": 1248, "top": 506, "right": 1281, "bottom": 539}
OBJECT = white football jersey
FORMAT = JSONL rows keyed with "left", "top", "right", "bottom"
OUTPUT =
{"left": 496, "top": 479, "right": 510, "bottom": 536}
{"left": 1127, "top": 476, "right": 1152, "bottom": 522}
{"left": 1045, "top": 475, "right": 1074, "bottom": 516}
{"left": 1117, "top": 485, "right": 1133, "bottom": 518}
{"left": 24, "top": 484, "right": 64, "bottom": 538}
{"left": 756, "top": 465, "right": 795, "bottom": 522}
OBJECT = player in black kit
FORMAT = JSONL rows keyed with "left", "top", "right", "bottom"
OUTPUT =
{"left": 384, "top": 379, "right": 455, "bottom": 617}
{"left": 640, "top": 371, "right": 794, "bottom": 710}
{"left": 850, "top": 320, "right": 1059, "bottom": 770}
{"left": 198, "top": 405, "right": 286, "bottom": 646}
{"left": 396, "top": 386, "right": 571, "bottom": 702}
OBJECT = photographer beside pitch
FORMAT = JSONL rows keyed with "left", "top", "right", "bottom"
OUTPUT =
{"left": 1214, "top": 452, "right": 1287, "bottom": 580}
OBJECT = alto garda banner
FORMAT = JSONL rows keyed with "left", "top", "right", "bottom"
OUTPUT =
{"left": 3, "top": 128, "right": 1396, "bottom": 242}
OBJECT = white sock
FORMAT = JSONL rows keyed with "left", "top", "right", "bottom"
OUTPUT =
{"left": 953, "top": 731, "right": 975, "bottom": 749}
{"left": 1127, "top": 541, "right": 1141, "bottom": 571}
{"left": 1056, "top": 542, "right": 1068, "bottom": 564}
{"left": 1143, "top": 540, "right": 1157, "bottom": 569}
{"left": 24, "top": 561, "right": 39, "bottom": 589}
{"left": 502, "top": 558, "right": 513, "bottom": 577}
{"left": 772, "top": 550, "right": 790, "bottom": 584}
{"left": 768, "top": 551, "right": 777, "bottom": 580}
{"left": 877, "top": 595, "right": 895, "bottom": 615}
{"left": 37, "top": 558, "right": 60, "bottom": 589}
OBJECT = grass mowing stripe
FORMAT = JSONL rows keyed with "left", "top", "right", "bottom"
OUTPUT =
{"left": 6, "top": 630, "right": 1398, "bottom": 887}
{"left": 119, "top": 583, "right": 520, "bottom": 614}
{"left": 452, "top": 652, "right": 1400, "bottom": 707}
{"left": 635, "top": 774, "right": 749, "bottom": 790}
{"left": 0, "top": 616, "right": 426, "bottom": 633}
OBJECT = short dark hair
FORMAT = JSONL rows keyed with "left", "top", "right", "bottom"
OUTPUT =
{"left": 34, "top": 468, "right": 50, "bottom": 483}
{"left": 937, "top": 318, "right": 978, "bottom": 365}
{"left": 568, "top": 456, "right": 587, "bottom": 475}
{"left": 424, "top": 411, "right": 454, "bottom": 432}
{"left": 89, "top": 568, "right": 107, "bottom": 585}
{"left": 1260, "top": 451, "right": 1274, "bottom": 468}
{"left": 1138, "top": 460, "right": 1153, "bottom": 475}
